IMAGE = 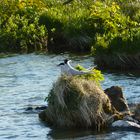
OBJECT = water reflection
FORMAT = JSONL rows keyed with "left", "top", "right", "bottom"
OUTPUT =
{"left": 47, "top": 128, "right": 140, "bottom": 140}
{"left": 47, "top": 128, "right": 100, "bottom": 140}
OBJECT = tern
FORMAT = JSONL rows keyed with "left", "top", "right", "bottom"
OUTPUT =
{"left": 57, "top": 59, "right": 94, "bottom": 76}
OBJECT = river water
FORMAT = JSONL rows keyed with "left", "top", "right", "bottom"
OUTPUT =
{"left": 0, "top": 54, "right": 139, "bottom": 140}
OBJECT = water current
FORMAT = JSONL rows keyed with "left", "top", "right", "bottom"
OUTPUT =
{"left": 0, "top": 54, "right": 139, "bottom": 140}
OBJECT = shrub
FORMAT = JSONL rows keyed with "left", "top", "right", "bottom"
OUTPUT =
{"left": 0, "top": 0, "right": 48, "bottom": 53}
{"left": 0, "top": 15, "right": 47, "bottom": 53}
{"left": 89, "top": 1, "right": 139, "bottom": 55}
{"left": 39, "top": 0, "right": 95, "bottom": 52}
{"left": 114, "top": 0, "right": 140, "bottom": 22}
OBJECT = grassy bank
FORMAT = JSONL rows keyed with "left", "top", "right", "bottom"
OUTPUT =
{"left": 94, "top": 54, "right": 140, "bottom": 70}
{"left": 1, "top": 0, "right": 140, "bottom": 69}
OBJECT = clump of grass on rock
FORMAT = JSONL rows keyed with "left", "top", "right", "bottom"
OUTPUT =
{"left": 39, "top": 75, "right": 122, "bottom": 131}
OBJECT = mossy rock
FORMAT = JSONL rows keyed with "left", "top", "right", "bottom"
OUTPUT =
{"left": 39, "top": 76, "right": 122, "bottom": 130}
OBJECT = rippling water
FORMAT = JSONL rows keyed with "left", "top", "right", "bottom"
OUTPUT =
{"left": 0, "top": 54, "right": 139, "bottom": 140}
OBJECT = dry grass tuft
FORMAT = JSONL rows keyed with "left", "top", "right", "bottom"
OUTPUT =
{"left": 41, "top": 76, "right": 121, "bottom": 130}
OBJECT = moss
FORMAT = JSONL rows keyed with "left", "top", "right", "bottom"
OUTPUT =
{"left": 75, "top": 64, "right": 104, "bottom": 86}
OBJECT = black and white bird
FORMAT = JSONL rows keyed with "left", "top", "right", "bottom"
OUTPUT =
{"left": 57, "top": 59, "right": 94, "bottom": 76}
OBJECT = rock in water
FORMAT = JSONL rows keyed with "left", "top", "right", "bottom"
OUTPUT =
{"left": 104, "top": 86, "right": 130, "bottom": 114}
{"left": 39, "top": 76, "right": 121, "bottom": 130}
{"left": 111, "top": 120, "right": 140, "bottom": 132}
{"left": 134, "top": 104, "right": 140, "bottom": 122}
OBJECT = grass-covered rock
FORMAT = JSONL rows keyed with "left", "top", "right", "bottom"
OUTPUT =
{"left": 39, "top": 76, "right": 122, "bottom": 130}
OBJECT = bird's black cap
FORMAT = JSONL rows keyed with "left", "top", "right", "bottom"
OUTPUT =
{"left": 57, "top": 59, "right": 69, "bottom": 66}
{"left": 64, "top": 59, "right": 69, "bottom": 64}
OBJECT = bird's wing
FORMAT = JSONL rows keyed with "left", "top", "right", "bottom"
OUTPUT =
{"left": 67, "top": 61, "right": 93, "bottom": 75}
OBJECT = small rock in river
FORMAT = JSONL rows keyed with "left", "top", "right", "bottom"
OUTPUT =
{"left": 134, "top": 104, "right": 140, "bottom": 122}
{"left": 111, "top": 120, "right": 140, "bottom": 132}
{"left": 123, "top": 115, "right": 139, "bottom": 124}
{"left": 104, "top": 86, "right": 130, "bottom": 114}
{"left": 25, "top": 105, "right": 47, "bottom": 111}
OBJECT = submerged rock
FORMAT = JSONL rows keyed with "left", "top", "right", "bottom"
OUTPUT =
{"left": 39, "top": 76, "right": 121, "bottom": 130}
{"left": 111, "top": 120, "right": 140, "bottom": 132}
{"left": 104, "top": 86, "right": 130, "bottom": 114}
{"left": 25, "top": 105, "right": 47, "bottom": 113}
{"left": 123, "top": 115, "right": 139, "bottom": 124}
{"left": 134, "top": 104, "right": 140, "bottom": 122}
{"left": 128, "top": 103, "right": 140, "bottom": 123}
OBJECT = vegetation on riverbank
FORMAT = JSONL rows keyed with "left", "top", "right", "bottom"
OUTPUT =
{"left": 0, "top": 0, "right": 48, "bottom": 53}
{"left": 38, "top": 0, "right": 140, "bottom": 54}
{"left": 1, "top": 0, "right": 140, "bottom": 68}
